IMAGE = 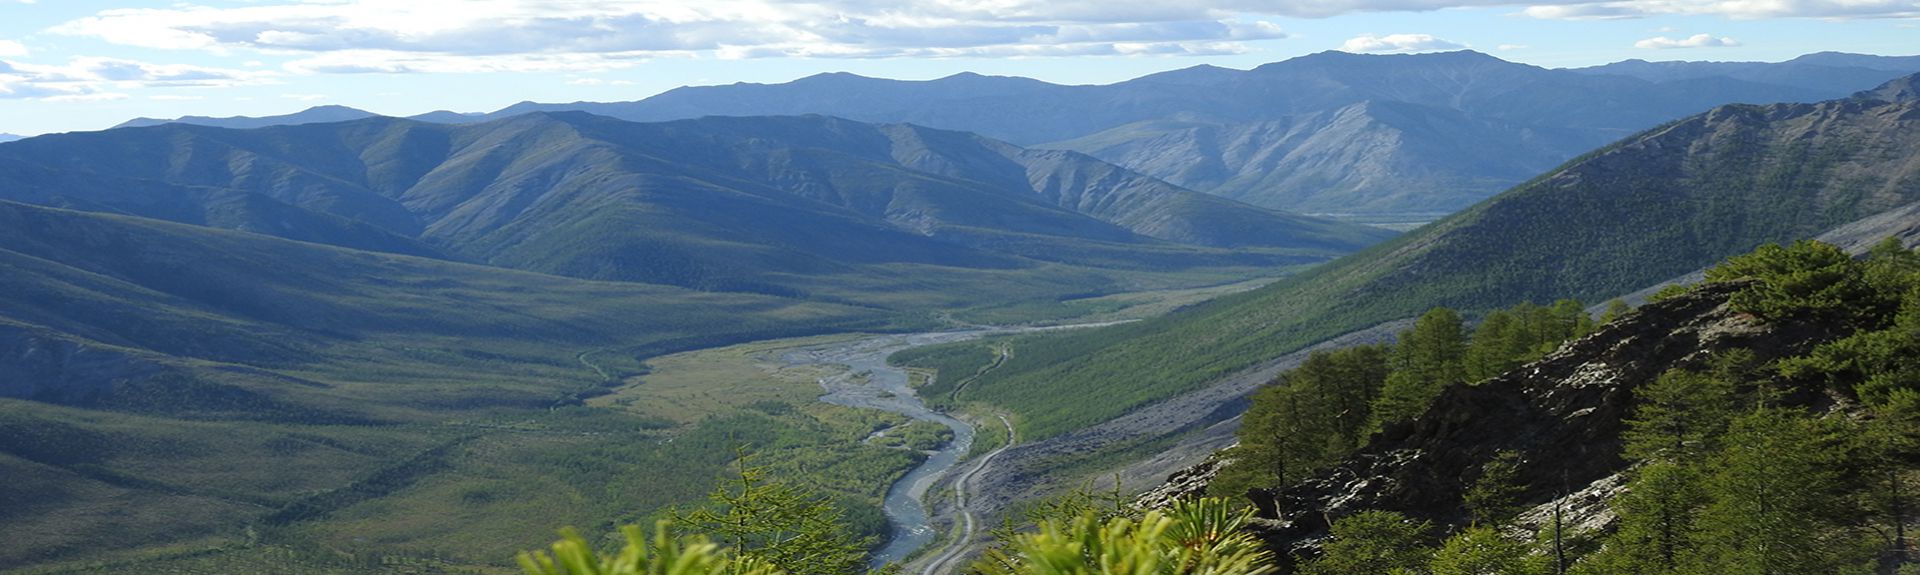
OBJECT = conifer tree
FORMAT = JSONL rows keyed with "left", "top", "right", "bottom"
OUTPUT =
{"left": 1464, "top": 450, "right": 1526, "bottom": 527}
{"left": 1373, "top": 308, "right": 1467, "bottom": 429}
{"left": 1430, "top": 526, "right": 1545, "bottom": 575}
{"left": 1691, "top": 410, "right": 1872, "bottom": 575}
{"left": 1301, "top": 511, "right": 1433, "bottom": 575}
{"left": 670, "top": 452, "right": 871, "bottom": 575}
{"left": 1599, "top": 299, "right": 1632, "bottom": 325}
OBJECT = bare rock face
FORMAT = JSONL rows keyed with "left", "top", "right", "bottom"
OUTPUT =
{"left": 1135, "top": 457, "right": 1229, "bottom": 511}
{"left": 1247, "top": 280, "right": 1842, "bottom": 560}
{"left": 1508, "top": 472, "right": 1629, "bottom": 541}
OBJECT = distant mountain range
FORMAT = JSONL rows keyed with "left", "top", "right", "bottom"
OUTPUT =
{"left": 108, "top": 51, "right": 1920, "bottom": 218}
{"left": 0, "top": 133, "right": 21, "bottom": 143}
{"left": 1571, "top": 51, "right": 1920, "bottom": 86}
{"left": 961, "top": 72, "right": 1920, "bottom": 445}
{"left": 114, "top": 104, "right": 381, "bottom": 130}
{"left": 10, "top": 112, "right": 1387, "bottom": 305}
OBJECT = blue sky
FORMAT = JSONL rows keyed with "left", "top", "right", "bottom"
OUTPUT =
{"left": 1, "top": 0, "right": 1916, "bottom": 136}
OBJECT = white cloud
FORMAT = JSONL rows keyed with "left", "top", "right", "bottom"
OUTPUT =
{"left": 149, "top": 94, "right": 204, "bottom": 101}
{"left": 43, "top": 92, "right": 129, "bottom": 102}
{"left": 32, "top": 0, "right": 1913, "bottom": 79}
{"left": 1634, "top": 33, "right": 1740, "bottom": 49}
{"left": 1523, "top": 0, "right": 1920, "bottom": 20}
{"left": 1340, "top": 33, "right": 1467, "bottom": 53}
{"left": 0, "top": 40, "right": 26, "bottom": 57}
{"left": 50, "top": 0, "right": 1293, "bottom": 70}
{"left": 0, "top": 56, "right": 271, "bottom": 100}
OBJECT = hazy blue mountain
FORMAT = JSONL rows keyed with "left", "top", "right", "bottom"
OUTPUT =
{"left": 1047, "top": 101, "right": 1578, "bottom": 215}
{"left": 1856, "top": 71, "right": 1920, "bottom": 102}
{"left": 410, "top": 109, "right": 488, "bottom": 123}
{"left": 1572, "top": 52, "right": 1920, "bottom": 93}
{"left": 437, "top": 51, "right": 1907, "bottom": 215}
{"left": 0, "top": 112, "right": 1387, "bottom": 305}
{"left": 100, "top": 52, "right": 1916, "bottom": 217}
{"left": 461, "top": 51, "right": 1836, "bottom": 144}
{"left": 0, "top": 133, "right": 21, "bottom": 143}
{"left": 113, "top": 105, "right": 379, "bottom": 130}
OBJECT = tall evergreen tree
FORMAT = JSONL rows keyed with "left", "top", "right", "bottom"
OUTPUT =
{"left": 1579, "top": 462, "right": 1708, "bottom": 575}
{"left": 1373, "top": 308, "right": 1468, "bottom": 429}
{"left": 1623, "top": 369, "right": 1735, "bottom": 464}
{"left": 1466, "top": 310, "right": 1520, "bottom": 382}
{"left": 1691, "top": 410, "right": 1872, "bottom": 575}
{"left": 1465, "top": 450, "right": 1527, "bottom": 527}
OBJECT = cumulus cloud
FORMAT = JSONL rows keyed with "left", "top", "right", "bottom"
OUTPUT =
{"left": 0, "top": 56, "right": 269, "bottom": 100}
{"left": 1634, "top": 33, "right": 1740, "bottom": 49}
{"left": 1340, "top": 33, "right": 1467, "bottom": 53}
{"left": 0, "top": 40, "right": 26, "bottom": 57}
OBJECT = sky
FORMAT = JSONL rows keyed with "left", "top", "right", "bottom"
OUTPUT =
{"left": 0, "top": 1, "right": 1916, "bottom": 136}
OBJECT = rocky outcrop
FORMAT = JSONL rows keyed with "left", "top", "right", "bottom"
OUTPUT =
{"left": 1247, "top": 280, "right": 1843, "bottom": 560}
{"left": 1134, "top": 457, "right": 1229, "bottom": 511}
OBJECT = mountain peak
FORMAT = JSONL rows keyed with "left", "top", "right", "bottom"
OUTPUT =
{"left": 300, "top": 104, "right": 365, "bottom": 113}
{"left": 1854, "top": 72, "right": 1920, "bottom": 103}
{"left": 796, "top": 71, "right": 874, "bottom": 82}
{"left": 1257, "top": 49, "right": 1511, "bottom": 73}
{"left": 111, "top": 105, "right": 379, "bottom": 130}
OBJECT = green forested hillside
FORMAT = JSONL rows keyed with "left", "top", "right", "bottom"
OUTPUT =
{"left": 960, "top": 76, "right": 1920, "bottom": 441}
{"left": 1241, "top": 239, "right": 1920, "bottom": 575}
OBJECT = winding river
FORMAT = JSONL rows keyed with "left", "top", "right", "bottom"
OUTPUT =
{"left": 779, "top": 323, "right": 1125, "bottom": 570}
{"left": 782, "top": 330, "right": 987, "bottom": 568}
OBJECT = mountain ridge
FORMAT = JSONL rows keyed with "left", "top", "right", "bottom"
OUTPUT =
{"left": 104, "top": 51, "right": 1920, "bottom": 217}
{"left": 2, "top": 111, "right": 1387, "bottom": 307}
{"left": 113, "top": 104, "right": 379, "bottom": 130}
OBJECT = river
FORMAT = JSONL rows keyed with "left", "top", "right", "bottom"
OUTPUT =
{"left": 781, "top": 330, "right": 988, "bottom": 568}
{"left": 779, "top": 323, "right": 1127, "bottom": 570}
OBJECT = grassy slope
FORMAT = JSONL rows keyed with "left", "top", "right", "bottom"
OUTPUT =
{"left": 963, "top": 95, "right": 1920, "bottom": 440}
{"left": 0, "top": 202, "right": 921, "bottom": 571}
